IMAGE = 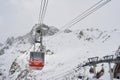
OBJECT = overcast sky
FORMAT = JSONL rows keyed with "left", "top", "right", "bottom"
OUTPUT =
{"left": 0, "top": 0, "right": 120, "bottom": 43}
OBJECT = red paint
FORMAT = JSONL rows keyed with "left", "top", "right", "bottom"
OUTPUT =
{"left": 29, "top": 60, "right": 44, "bottom": 70}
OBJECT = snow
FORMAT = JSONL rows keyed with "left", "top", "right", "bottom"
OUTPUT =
{"left": 0, "top": 28, "right": 120, "bottom": 80}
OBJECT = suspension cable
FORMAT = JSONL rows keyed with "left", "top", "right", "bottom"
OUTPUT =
{"left": 41, "top": 0, "right": 48, "bottom": 24}
{"left": 38, "top": 0, "right": 44, "bottom": 24}
{"left": 46, "top": 0, "right": 111, "bottom": 42}
{"left": 64, "top": 0, "right": 111, "bottom": 29}
{"left": 60, "top": 0, "right": 104, "bottom": 30}
{"left": 34, "top": 0, "right": 49, "bottom": 51}
{"left": 38, "top": 0, "right": 48, "bottom": 25}
{"left": 45, "top": 0, "right": 105, "bottom": 42}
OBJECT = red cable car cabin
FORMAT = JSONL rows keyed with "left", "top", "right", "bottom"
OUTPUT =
{"left": 29, "top": 52, "right": 45, "bottom": 70}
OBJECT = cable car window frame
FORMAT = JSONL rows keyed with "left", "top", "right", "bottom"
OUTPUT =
{"left": 30, "top": 52, "right": 45, "bottom": 62}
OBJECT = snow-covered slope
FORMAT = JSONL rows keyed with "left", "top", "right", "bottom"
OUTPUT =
{"left": 0, "top": 27, "right": 120, "bottom": 80}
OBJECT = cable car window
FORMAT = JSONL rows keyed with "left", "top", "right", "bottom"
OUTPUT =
{"left": 30, "top": 52, "right": 44, "bottom": 62}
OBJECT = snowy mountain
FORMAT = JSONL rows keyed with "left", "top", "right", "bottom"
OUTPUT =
{"left": 0, "top": 25, "right": 120, "bottom": 80}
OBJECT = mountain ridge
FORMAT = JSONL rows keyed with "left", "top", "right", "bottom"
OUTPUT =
{"left": 0, "top": 26, "right": 119, "bottom": 80}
